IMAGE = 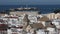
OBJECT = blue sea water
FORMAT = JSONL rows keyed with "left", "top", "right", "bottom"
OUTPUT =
{"left": 0, "top": 5, "right": 60, "bottom": 14}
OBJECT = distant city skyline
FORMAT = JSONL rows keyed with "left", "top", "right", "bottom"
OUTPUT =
{"left": 0, "top": 0, "right": 60, "bottom": 5}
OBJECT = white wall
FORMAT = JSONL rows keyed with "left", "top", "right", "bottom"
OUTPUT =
{"left": 36, "top": 30, "right": 45, "bottom": 34}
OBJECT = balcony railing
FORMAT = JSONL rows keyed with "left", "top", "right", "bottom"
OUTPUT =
{"left": 0, "top": 31, "right": 7, "bottom": 34}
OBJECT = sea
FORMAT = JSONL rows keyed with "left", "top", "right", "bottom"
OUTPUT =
{"left": 0, "top": 5, "right": 60, "bottom": 14}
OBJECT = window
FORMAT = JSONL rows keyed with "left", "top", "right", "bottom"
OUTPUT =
{"left": 11, "top": 28, "right": 17, "bottom": 32}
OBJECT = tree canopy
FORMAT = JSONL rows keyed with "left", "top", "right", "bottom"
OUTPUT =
{"left": 54, "top": 9, "right": 60, "bottom": 14}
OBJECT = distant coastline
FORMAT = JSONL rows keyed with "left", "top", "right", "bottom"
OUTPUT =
{"left": 0, "top": 5, "right": 60, "bottom": 14}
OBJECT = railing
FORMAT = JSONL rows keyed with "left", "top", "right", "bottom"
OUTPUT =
{"left": 0, "top": 31, "right": 7, "bottom": 34}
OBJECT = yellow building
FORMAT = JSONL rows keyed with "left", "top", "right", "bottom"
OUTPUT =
{"left": 46, "top": 13, "right": 60, "bottom": 19}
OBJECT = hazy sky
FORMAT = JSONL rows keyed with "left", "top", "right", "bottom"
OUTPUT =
{"left": 0, "top": 0, "right": 60, "bottom": 5}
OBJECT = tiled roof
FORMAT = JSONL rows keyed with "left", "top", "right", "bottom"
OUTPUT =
{"left": 4, "top": 16, "right": 18, "bottom": 19}
{"left": 0, "top": 24, "right": 8, "bottom": 29}
{"left": 30, "top": 23, "right": 45, "bottom": 29}
{"left": 12, "top": 33, "right": 18, "bottom": 34}
{"left": 0, "top": 29, "right": 7, "bottom": 31}
{"left": 0, "top": 19, "right": 5, "bottom": 22}
{"left": 37, "top": 16, "right": 49, "bottom": 21}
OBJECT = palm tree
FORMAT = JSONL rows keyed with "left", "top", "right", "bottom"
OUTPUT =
{"left": 54, "top": 9, "right": 60, "bottom": 14}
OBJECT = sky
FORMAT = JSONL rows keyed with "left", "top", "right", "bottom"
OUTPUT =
{"left": 0, "top": 0, "right": 60, "bottom": 5}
